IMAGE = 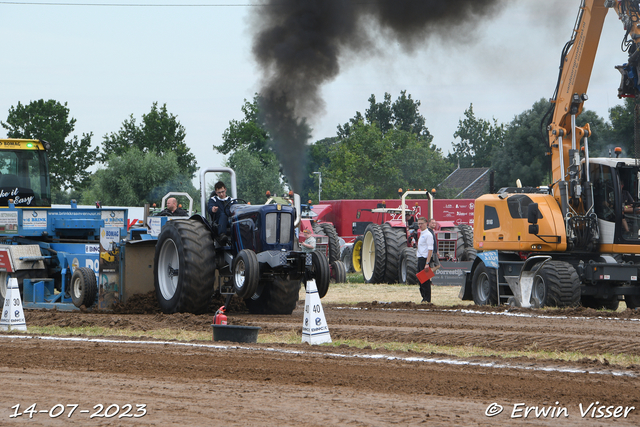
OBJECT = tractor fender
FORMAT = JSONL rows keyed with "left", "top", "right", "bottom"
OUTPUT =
{"left": 188, "top": 214, "right": 215, "bottom": 233}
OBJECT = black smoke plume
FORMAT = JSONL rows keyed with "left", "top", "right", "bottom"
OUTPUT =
{"left": 251, "top": 0, "right": 503, "bottom": 193}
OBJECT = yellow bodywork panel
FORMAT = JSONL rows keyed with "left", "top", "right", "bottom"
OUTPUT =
{"left": 0, "top": 139, "right": 45, "bottom": 150}
{"left": 473, "top": 193, "right": 566, "bottom": 252}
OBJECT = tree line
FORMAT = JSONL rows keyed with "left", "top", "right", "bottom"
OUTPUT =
{"left": 1, "top": 93, "right": 636, "bottom": 208}
{"left": 218, "top": 92, "right": 637, "bottom": 203}
{"left": 1, "top": 100, "right": 198, "bottom": 206}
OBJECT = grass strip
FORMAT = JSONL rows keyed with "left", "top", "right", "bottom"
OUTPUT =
{"left": 10, "top": 326, "right": 634, "bottom": 368}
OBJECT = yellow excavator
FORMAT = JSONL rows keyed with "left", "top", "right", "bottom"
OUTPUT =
{"left": 461, "top": 0, "right": 640, "bottom": 310}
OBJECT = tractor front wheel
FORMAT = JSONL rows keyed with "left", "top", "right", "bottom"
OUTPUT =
{"left": 398, "top": 247, "right": 418, "bottom": 285}
{"left": 312, "top": 250, "right": 330, "bottom": 298}
{"left": 70, "top": 267, "right": 98, "bottom": 308}
{"left": 233, "top": 249, "right": 259, "bottom": 299}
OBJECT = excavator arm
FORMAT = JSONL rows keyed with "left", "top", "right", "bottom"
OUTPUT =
{"left": 545, "top": 0, "right": 640, "bottom": 250}
{"left": 549, "top": 0, "right": 640, "bottom": 184}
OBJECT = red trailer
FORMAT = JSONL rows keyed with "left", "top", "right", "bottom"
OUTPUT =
{"left": 310, "top": 197, "right": 474, "bottom": 243}
{"left": 307, "top": 193, "right": 476, "bottom": 286}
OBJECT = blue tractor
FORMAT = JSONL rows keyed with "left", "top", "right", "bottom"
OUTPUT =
{"left": 152, "top": 168, "right": 331, "bottom": 314}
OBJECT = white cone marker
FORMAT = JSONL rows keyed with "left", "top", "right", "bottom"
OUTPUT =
{"left": 302, "top": 279, "right": 331, "bottom": 344}
{"left": 0, "top": 278, "right": 27, "bottom": 331}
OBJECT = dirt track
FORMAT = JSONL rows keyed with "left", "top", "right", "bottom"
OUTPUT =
{"left": 1, "top": 297, "right": 640, "bottom": 426}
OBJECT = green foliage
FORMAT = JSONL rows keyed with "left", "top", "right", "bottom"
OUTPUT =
{"left": 449, "top": 103, "right": 504, "bottom": 168}
{"left": 321, "top": 121, "right": 451, "bottom": 200}
{"left": 601, "top": 98, "right": 634, "bottom": 157}
{"left": 216, "top": 94, "right": 297, "bottom": 191}
{"left": 302, "top": 136, "right": 338, "bottom": 201}
{"left": 574, "top": 109, "right": 608, "bottom": 157}
{"left": 491, "top": 99, "right": 610, "bottom": 189}
{"left": 82, "top": 147, "right": 197, "bottom": 207}
{"left": 434, "top": 186, "right": 464, "bottom": 199}
{"left": 101, "top": 102, "right": 197, "bottom": 178}
{"left": 1, "top": 99, "right": 98, "bottom": 190}
{"left": 389, "top": 91, "right": 429, "bottom": 136}
{"left": 225, "top": 148, "right": 284, "bottom": 204}
{"left": 216, "top": 94, "right": 270, "bottom": 156}
{"left": 491, "top": 99, "right": 550, "bottom": 189}
{"left": 338, "top": 91, "right": 430, "bottom": 139}
{"left": 365, "top": 93, "right": 393, "bottom": 135}
{"left": 310, "top": 91, "right": 448, "bottom": 201}
{"left": 52, "top": 187, "right": 85, "bottom": 205}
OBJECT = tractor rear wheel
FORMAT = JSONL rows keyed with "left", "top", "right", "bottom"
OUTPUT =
{"left": 362, "top": 224, "right": 386, "bottom": 284}
{"left": 265, "top": 277, "right": 300, "bottom": 314}
{"left": 312, "top": 223, "right": 325, "bottom": 236}
{"left": 456, "top": 224, "right": 477, "bottom": 261}
{"left": 382, "top": 223, "right": 407, "bottom": 284}
{"left": 472, "top": 262, "right": 498, "bottom": 306}
{"left": 534, "top": 261, "right": 581, "bottom": 307}
{"left": 352, "top": 236, "right": 364, "bottom": 273}
{"left": 341, "top": 245, "right": 354, "bottom": 273}
{"left": 398, "top": 247, "right": 418, "bottom": 285}
{"left": 245, "top": 278, "right": 300, "bottom": 315}
{"left": 233, "top": 249, "right": 259, "bottom": 299}
{"left": 154, "top": 219, "right": 215, "bottom": 314}
{"left": 70, "top": 267, "right": 98, "bottom": 308}
{"left": 319, "top": 223, "right": 340, "bottom": 263}
{"left": 330, "top": 260, "right": 347, "bottom": 284}
{"left": 582, "top": 296, "right": 620, "bottom": 310}
{"left": 245, "top": 283, "right": 268, "bottom": 314}
{"left": 625, "top": 294, "right": 640, "bottom": 309}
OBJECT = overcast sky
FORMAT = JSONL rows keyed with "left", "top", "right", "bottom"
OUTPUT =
{"left": 0, "top": 0, "right": 632, "bottom": 187}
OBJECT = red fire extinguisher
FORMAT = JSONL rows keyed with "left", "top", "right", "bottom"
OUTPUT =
{"left": 213, "top": 306, "right": 227, "bottom": 325}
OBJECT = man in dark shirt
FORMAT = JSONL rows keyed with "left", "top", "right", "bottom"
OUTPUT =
{"left": 207, "top": 181, "right": 233, "bottom": 243}
{"left": 157, "top": 197, "right": 188, "bottom": 216}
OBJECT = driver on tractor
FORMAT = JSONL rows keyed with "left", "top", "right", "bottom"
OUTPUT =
{"left": 208, "top": 181, "right": 234, "bottom": 244}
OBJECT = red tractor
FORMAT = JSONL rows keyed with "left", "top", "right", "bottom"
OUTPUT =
{"left": 350, "top": 190, "right": 476, "bottom": 284}
{"left": 276, "top": 196, "right": 346, "bottom": 285}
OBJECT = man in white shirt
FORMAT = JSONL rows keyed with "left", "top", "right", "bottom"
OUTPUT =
{"left": 416, "top": 217, "right": 434, "bottom": 303}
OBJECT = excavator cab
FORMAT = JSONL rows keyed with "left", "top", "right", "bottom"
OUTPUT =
{"left": 0, "top": 139, "right": 51, "bottom": 207}
{"left": 590, "top": 159, "right": 640, "bottom": 245}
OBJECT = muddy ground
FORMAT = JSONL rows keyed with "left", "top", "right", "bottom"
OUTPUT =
{"left": 1, "top": 292, "right": 640, "bottom": 426}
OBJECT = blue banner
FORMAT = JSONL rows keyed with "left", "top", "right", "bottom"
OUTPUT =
{"left": 477, "top": 250, "right": 499, "bottom": 269}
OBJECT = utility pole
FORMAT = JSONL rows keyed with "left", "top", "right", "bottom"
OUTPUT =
{"left": 313, "top": 171, "right": 322, "bottom": 202}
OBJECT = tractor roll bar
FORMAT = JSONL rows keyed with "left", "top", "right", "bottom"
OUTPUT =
{"left": 200, "top": 167, "right": 237, "bottom": 215}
